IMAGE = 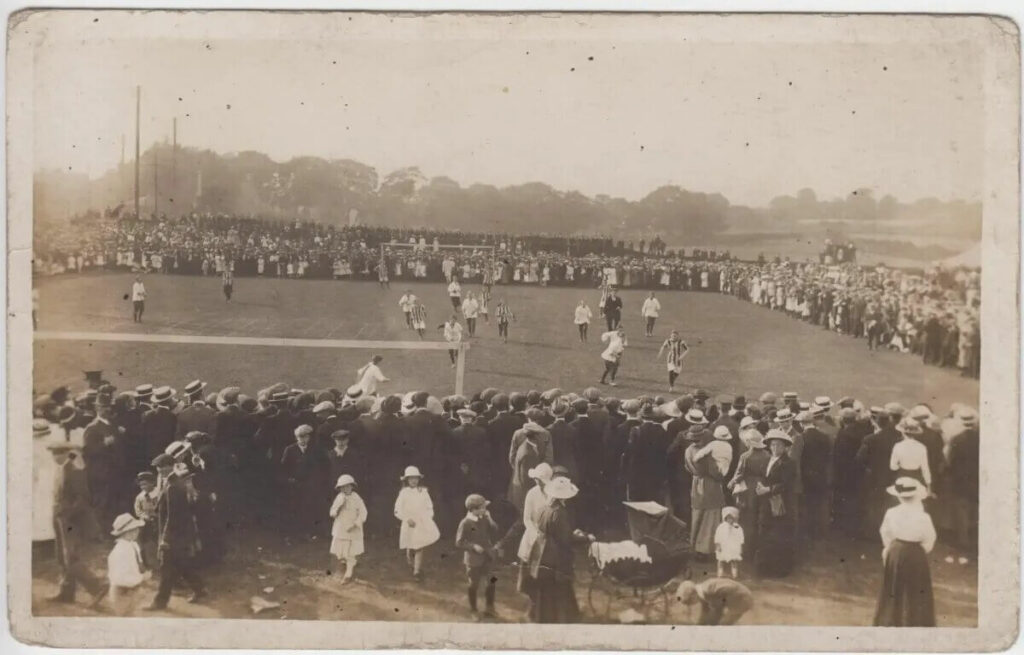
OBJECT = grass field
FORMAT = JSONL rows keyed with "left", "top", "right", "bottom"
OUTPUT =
{"left": 31, "top": 273, "right": 979, "bottom": 625}
{"left": 35, "top": 272, "right": 978, "bottom": 411}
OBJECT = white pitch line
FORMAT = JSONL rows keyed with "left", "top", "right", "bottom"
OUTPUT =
{"left": 34, "top": 330, "right": 464, "bottom": 351}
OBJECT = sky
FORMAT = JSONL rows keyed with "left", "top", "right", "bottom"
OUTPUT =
{"left": 30, "top": 12, "right": 985, "bottom": 207}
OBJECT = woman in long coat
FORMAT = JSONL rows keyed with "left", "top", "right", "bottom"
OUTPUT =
{"left": 727, "top": 430, "right": 770, "bottom": 559}
{"left": 684, "top": 425, "right": 726, "bottom": 556}
{"left": 526, "top": 477, "right": 595, "bottom": 623}
{"left": 873, "top": 477, "right": 936, "bottom": 626}
{"left": 755, "top": 430, "right": 798, "bottom": 578}
{"left": 508, "top": 424, "right": 552, "bottom": 512}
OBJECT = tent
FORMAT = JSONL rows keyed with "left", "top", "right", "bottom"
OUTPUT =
{"left": 938, "top": 244, "right": 981, "bottom": 269}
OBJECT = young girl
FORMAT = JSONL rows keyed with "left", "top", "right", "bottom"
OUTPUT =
{"left": 394, "top": 466, "right": 440, "bottom": 581}
{"left": 714, "top": 506, "right": 745, "bottom": 579}
{"left": 107, "top": 513, "right": 151, "bottom": 615}
{"left": 329, "top": 474, "right": 367, "bottom": 583}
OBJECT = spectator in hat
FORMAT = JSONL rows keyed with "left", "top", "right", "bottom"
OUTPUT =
{"left": 326, "top": 429, "right": 364, "bottom": 497}
{"left": 106, "top": 513, "right": 151, "bottom": 615}
{"left": 280, "top": 424, "right": 330, "bottom": 539}
{"left": 146, "top": 459, "right": 205, "bottom": 610}
{"left": 727, "top": 428, "right": 769, "bottom": 560}
{"left": 142, "top": 386, "right": 178, "bottom": 464}
{"left": 568, "top": 398, "right": 603, "bottom": 533}
{"left": 394, "top": 466, "right": 441, "bottom": 582}
{"left": 548, "top": 402, "right": 579, "bottom": 484}
{"left": 329, "top": 474, "right": 367, "bottom": 584}
{"left": 832, "top": 407, "right": 868, "bottom": 538}
{"left": 754, "top": 430, "right": 798, "bottom": 578}
{"left": 47, "top": 441, "right": 109, "bottom": 607}
{"left": 797, "top": 411, "right": 833, "bottom": 540}
{"left": 685, "top": 419, "right": 727, "bottom": 558}
{"left": 33, "top": 420, "right": 59, "bottom": 545}
{"left": 486, "top": 393, "right": 525, "bottom": 501}
{"left": 508, "top": 421, "right": 553, "bottom": 512}
{"left": 524, "top": 476, "right": 595, "bottom": 623}
{"left": 890, "top": 418, "right": 932, "bottom": 489}
{"left": 946, "top": 406, "right": 978, "bottom": 563}
{"left": 175, "top": 380, "right": 215, "bottom": 441}
{"left": 694, "top": 425, "right": 734, "bottom": 477}
{"left": 452, "top": 408, "right": 490, "bottom": 505}
{"left": 369, "top": 396, "right": 410, "bottom": 539}
{"left": 455, "top": 493, "right": 501, "bottom": 620}
{"left": 856, "top": 403, "right": 904, "bottom": 538}
{"left": 82, "top": 398, "right": 123, "bottom": 529}
{"left": 873, "top": 477, "right": 936, "bottom": 626}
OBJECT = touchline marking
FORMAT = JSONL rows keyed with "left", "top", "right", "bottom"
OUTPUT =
{"left": 34, "top": 330, "right": 466, "bottom": 352}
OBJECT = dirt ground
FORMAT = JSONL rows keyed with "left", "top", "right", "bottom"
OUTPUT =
{"left": 31, "top": 273, "right": 979, "bottom": 625}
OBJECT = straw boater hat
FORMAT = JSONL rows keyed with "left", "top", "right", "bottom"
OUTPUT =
{"left": 184, "top": 380, "right": 207, "bottom": 398}
{"left": 33, "top": 419, "right": 51, "bottom": 438}
{"left": 544, "top": 476, "right": 579, "bottom": 500}
{"left": 134, "top": 383, "right": 154, "bottom": 399}
{"left": 528, "top": 462, "right": 553, "bottom": 483}
{"left": 164, "top": 440, "right": 191, "bottom": 460}
{"left": 110, "top": 513, "right": 146, "bottom": 537}
{"left": 685, "top": 408, "right": 708, "bottom": 425}
{"left": 334, "top": 474, "right": 357, "bottom": 489}
{"left": 152, "top": 386, "right": 176, "bottom": 404}
{"left": 774, "top": 408, "right": 794, "bottom": 423}
{"left": 400, "top": 465, "right": 424, "bottom": 480}
{"left": 887, "top": 476, "right": 927, "bottom": 501}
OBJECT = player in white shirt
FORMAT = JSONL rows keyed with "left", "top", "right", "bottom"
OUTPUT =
{"left": 599, "top": 327, "right": 628, "bottom": 386}
{"left": 438, "top": 315, "right": 464, "bottom": 368}
{"left": 574, "top": 300, "right": 593, "bottom": 343}
{"left": 356, "top": 355, "right": 390, "bottom": 396}
{"left": 398, "top": 290, "right": 417, "bottom": 329}
{"left": 641, "top": 292, "right": 662, "bottom": 337}
{"left": 461, "top": 291, "right": 480, "bottom": 337}
{"left": 447, "top": 278, "right": 462, "bottom": 310}
{"left": 130, "top": 275, "right": 146, "bottom": 323}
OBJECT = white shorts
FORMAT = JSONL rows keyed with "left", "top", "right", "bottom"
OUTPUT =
{"left": 667, "top": 362, "right": 683, "bottom": 374}
{"left": 413, "top": 320, "right": 426, "bottom": 330}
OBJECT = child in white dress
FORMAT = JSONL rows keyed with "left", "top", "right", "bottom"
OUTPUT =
{"left": 714, "top": 506, "right": 744, "bottom": 578}
{"left": 394, "top": 466, "right": 441, "bottom": 582}
{"left": 329, "top": 474, "right": 367, "bottom": 583}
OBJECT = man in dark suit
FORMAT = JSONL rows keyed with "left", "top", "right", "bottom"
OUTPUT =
{"left": 147, "top": 454, "right": 205, "bottom": 610}
{"left": 486, "top": 393, "right": 524, "bottom": 501}
{"left": 279, "top": 424, "right": 330, "bottom": 538}
{"left": 604, "top": 399, "right": 641, "bottom": 523}
{"left": 570, "top": 399, "right": 604, "bottom": 533}
{"left": 831, "top": 408, "right": 867, "bottom": 537}
{"left": 947, "top": 410, "right": 979, "bottom": 560}
{"left": 48, "top": 443, "right": 108, "bottom": 606}
{"left": 82, "top": 396, "right": 125, "bottom": 529}
{"left": 796, "top": 412, "right": 833, "bottom": 540}
{"left": 604, "top": 290, "right": 623, "bottom": 331}
{"left": 175, "top": 380, "right": 216, "bottom": 441}
{"left": 371, "top": 395, "right": 409, "bottom": 538}
{"left": 402, "top": 390, "right": 454, "bottom": 529}
{"left": 855, "top": 403, "right": 903, "bottom": 538}
{"left": 547, "top": 402, "right": 579, "bottom": 482}
{"left": 622, "top": 404, "right": 670, "bottom": 503}
{"left": 142, "top": 386, "right": 178, "bottom": 463}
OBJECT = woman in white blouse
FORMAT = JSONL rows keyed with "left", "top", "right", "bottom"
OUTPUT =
{"left": 873, "top": 476, "right": 936, "bottom": 626}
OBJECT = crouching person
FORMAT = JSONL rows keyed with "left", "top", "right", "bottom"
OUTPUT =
{"left": 675, "top": 578, "right": 753, "bottom": 625}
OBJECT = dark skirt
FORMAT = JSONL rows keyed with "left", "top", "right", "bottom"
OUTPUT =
{"left": 529, "top": 568, "right": 580, "bottom": 623}
{"left": 873, "top": 539, "right": 936, "bottom": 626}
{"left": 755, "top": 517, "right": 796, "bottom": 578}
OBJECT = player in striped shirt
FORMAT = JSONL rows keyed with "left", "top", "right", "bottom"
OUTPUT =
{"left": 222, "top": 268, "right": 234, "bottom": 302}
{"left": 657, "top": 330, "right": 690, "bottom": 393}
{"left": 410, "top": 300, "right": 428, "bottom": 340}
{"left": 495, "top": 298, "right": 516, "bottom": 344}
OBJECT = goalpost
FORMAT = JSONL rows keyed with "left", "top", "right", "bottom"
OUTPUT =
{"left": 34, "top": 330, "right": 472, "bottom": 396}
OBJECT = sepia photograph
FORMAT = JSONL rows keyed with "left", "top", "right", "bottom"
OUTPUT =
{"left": 5, "top": 7, "right": 1020, "bottom": 651}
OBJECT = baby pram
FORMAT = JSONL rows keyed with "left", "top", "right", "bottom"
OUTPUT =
{"left": 586, "top": 501, "right": 691, "bottom": 621}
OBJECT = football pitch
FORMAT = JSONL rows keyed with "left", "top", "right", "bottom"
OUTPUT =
{"left": 35, "top": 272, "right": 978, "bottom": 411}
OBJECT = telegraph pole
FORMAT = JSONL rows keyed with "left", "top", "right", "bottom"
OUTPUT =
{"left": 134, "top": 85, "right": 140, "bottom": 219}
{"left": 153, "top": 148, "right": 159, "bottom": 218}
{"left": 171, "top": 117, "right": 177, "bottom": 213}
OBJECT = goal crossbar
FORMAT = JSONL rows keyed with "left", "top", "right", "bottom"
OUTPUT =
{"left": 34, "top": 331, "right": 471, "bottom": 395}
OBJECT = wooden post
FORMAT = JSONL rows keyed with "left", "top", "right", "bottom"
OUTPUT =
{"left": 454, "top": 341, "right": 469, "bottom": 396}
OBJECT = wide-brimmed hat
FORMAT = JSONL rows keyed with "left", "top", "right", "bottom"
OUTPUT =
{"left": 812, "top": 396, "right": 833, "bottom": 411}
{"left": 897, "top": 418, "right": 923, "bottom": 436}
{"left": 685, "top": 409, "right": 708, "bottom": 425}
{"left": 528, "top": 462, "right": 553, "bottom": 483}
{"left": 744, "top": 432, "right": 766, "bottom": 449}
{"left": 401, "top": 465, "right": 424, "bottom": 480}
{"left": 764, "top": 429, "right": 793, "bottom": 446}
{"left": 545, "top": 476, "right": 579, "bottom": 500}
{"left": 782, "top": 391, "right": 798, "bottom": 402}
{"left": 713, "top": 425, "right": 732, "bottom": 441}
{"left": 335, "top": 474, "right": 357, "bottom": 489}
{"left": 32, "top": 419, "right": 51, "bottom": 438}
{"left": 739, "top": 416, "right": 757, "bottom": 430}
{"left": 887, "top": 476, "right": 927, "bottom": 501}
{"left": 110, "top": 513, "right": 146, "bottom": 537}
{"left": 686, "top": 424, "right": 707, "bottom": 441}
